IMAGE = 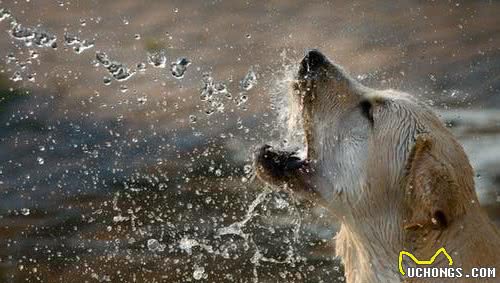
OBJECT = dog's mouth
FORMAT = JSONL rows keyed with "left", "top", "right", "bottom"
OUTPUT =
{"left": 255, "top": 50, "right": 331, "bottom": 193}
{"left": 254, "top": 50, "right": 332, "bottom": 187}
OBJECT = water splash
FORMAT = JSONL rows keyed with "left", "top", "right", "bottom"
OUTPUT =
{"left": 20, "top": 208, "right": 30, "bottom": 216}
{"left": 103, "top": 76, "right": 112, "bottom": 85}
{"left": 9, "top": 22, "right": 57, "bottom": 49}
{"left": 95, "top": 51, "right": 135, "bottom": 81}
{"left": 171, "top": 57, "right": 191, "bottom": 79}
{"left": 147, "top": 238, "right": 166, "bottom": 252}
{"left": 240, "top": 67, "right": 257, "bottom": 91}
{"left": 269, "top": 51, "right": 305, "bottom": 155}
{"left": 215, "top": 190, "right": 306, "bottom": 282}
{"left": 136, "top": 62, "right": 147, "bottom": 72}
{"left": 178, "top": 237, "right": 214, "bottom": 255}
{"left": 29, "top": 50, "right": 39, "bottom": 59}
{"left": 236, "top": 94, "right": 248, "bottom": 106}
{"left": 192, "top": 265, "right": 206, "bottom": 280}
{"left": 147, "top": 50, "right": 167, "bottom": 68}
{"left": 64, "top": 33, "right": 94, "bottom": 54}
{"left": 217, "top": 191, "right": 269, "bottom": 237}
{"left": 199, "top": 73, "right": 231, "bottom": 115}
{"left": 0, "top": 8, "right": 12, "bottom": 22}
{"left": 37, "top": 156, "right": 45, "bottom": 165}
{"left": 10, "top": 71, "right": 22, "bottom": 82}
{"left": 0, "top": 9, "right": 340, "bottom": 282}
{"left": 6, "top": 53, "right": 16, "bottom": 64}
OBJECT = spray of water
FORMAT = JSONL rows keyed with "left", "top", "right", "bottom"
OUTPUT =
{"left": 269, "top": 50, "right": 307, "bottom": 159}
{"left": 0, "top": 8, "right": 340, "bottom": 282}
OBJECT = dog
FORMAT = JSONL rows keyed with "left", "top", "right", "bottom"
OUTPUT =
{"left": 254, "top": 50, "right": 500, "bottom": 282}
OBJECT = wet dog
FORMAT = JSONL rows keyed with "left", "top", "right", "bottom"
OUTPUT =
{"left": 255, "top": 50, "right": 500, "bottom": 282}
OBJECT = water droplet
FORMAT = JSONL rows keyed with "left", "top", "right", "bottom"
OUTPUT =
{"left": 171, "top": 57, "right": 191, "bottom": 79}
{"left": 245, "top": 34, "right": 251, "bottom": 39}
{"left": 96, "top": 51, "right": 110, "bottom": 66}
{"left": 243, "top": 164, "right": 252, "bottom": 174}
{"left": 0, "top": 8, "right": 12, "bottom": 22}
{"left": 199, "top": 73, "right": 231, "bottom": 115}
{"left": 240, "top": 68, "right": 257, "bottom": 90}
{"left": 200, "top": 73, "right": 215, "bottom": 101}
{"left": 214, "top": 82, "right": 228, "bottom": 95}
{"left": 237, "top": 94, "right": 248, "bottom": 106}
{"left": 20, "top": 208, "right": 30, "bottom": 216}
{"left": 357, "top": 73, "right": 368, "bottom": 81}
{"left": 6, "top": 53, "right": 16, "bottom": 64}
{"left": 96, "top": 51, "right": 135, "bottom": 81}
{"left": 10, "top": 24, "right": 33, "bottom": 41}
{"left": 27, "top": 74, "right": 35, "bottom": 82}
{"left": 37, "top": 157, "right": 44, "bottom": 165}
{"left": 113, "top": 215, "right": 128, "bottom": 222}
{"left": 10, "top": 71, "right": 22, "bottom": 82}
{"left": 137, "top": 96, "right": 147, "bottom": 104}
{"left": 103, "top": 77, "right": 112, "bottom": 86}
{"left": 136, "top": 62, "right": 147, "bottom": 72}
{"left": 193, "top": 265, "right": 205, "bottom": 280}
{"left": 10, "top": 23, "right": 58, "bottom": 49}
{"left": 189, "top": 115, "right": 197, "bottom": 124}
{"left": 147, "top": 239, "right": 165, "bottom": 252}
{"left": 134, "top": 34, "right": 141, "bottom": 40}
{"left": 29, "top": 50, "right": 39, "bottom": 59}
{"left": 178, "top": 237, "right": 198, "bottom": 255}
{"left": 79, "top": 18, "right": 86, "bottom": 27}
{"left": 274, "top": 197, "right": 289, "bottom": 209}
{"left": 147, "top": 50, "right": 167, "bottom": 68}
{"left": 204, "top": 108, "right": 215, "bottom": 116}
{"left": 64, "top": 33, "right": 94, "bottom": 54}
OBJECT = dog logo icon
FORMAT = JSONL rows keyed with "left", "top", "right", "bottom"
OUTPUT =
{"left": 399, "top": 247, "right": 453, "bottom": 276}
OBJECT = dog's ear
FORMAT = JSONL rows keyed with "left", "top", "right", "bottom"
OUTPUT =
{"left": 404, "top": 134, "right": 460, "bottom": 230}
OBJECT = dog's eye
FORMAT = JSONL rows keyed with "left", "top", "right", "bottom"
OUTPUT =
{"left": 359, "top": 100, "right": 374, "bottom": 124}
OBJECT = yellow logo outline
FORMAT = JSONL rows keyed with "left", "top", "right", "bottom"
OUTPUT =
{"left": 398, "top": 247, "right": 453, "bottom": 276}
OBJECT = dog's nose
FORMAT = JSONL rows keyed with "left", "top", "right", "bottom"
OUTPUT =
{"left": 299, "top": 49, "right": 329, "bottom": 78}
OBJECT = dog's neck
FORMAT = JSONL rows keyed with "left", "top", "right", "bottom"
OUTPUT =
{"left": 334, "top": 204, "right": 500, "bottom": 283}
{"left": 335, "top": 213, "right": 403, "bottom": 283}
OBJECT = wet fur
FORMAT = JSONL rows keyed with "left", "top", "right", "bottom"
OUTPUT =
{"left": 255, "top": 51, "right": 500, "bottom": 283}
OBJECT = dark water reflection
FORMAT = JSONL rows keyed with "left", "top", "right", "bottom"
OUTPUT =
{"left": 0, "top": 1, "right": 499, "bottom": 282}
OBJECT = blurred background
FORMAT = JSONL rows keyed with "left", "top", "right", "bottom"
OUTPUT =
{"left": 0, "top": 1, "right": 499, "bottom": 282}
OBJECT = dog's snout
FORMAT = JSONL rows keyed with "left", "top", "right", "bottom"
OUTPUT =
{"left": 304, "top": 49, "right": 328, "bottom": 68}
{"left": 299, "top": 49, "right": 329, "bottom": 78}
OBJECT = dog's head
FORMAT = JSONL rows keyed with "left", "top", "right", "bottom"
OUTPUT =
{"left": 256, "top": 50, "right": 478, "bottom": 232}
